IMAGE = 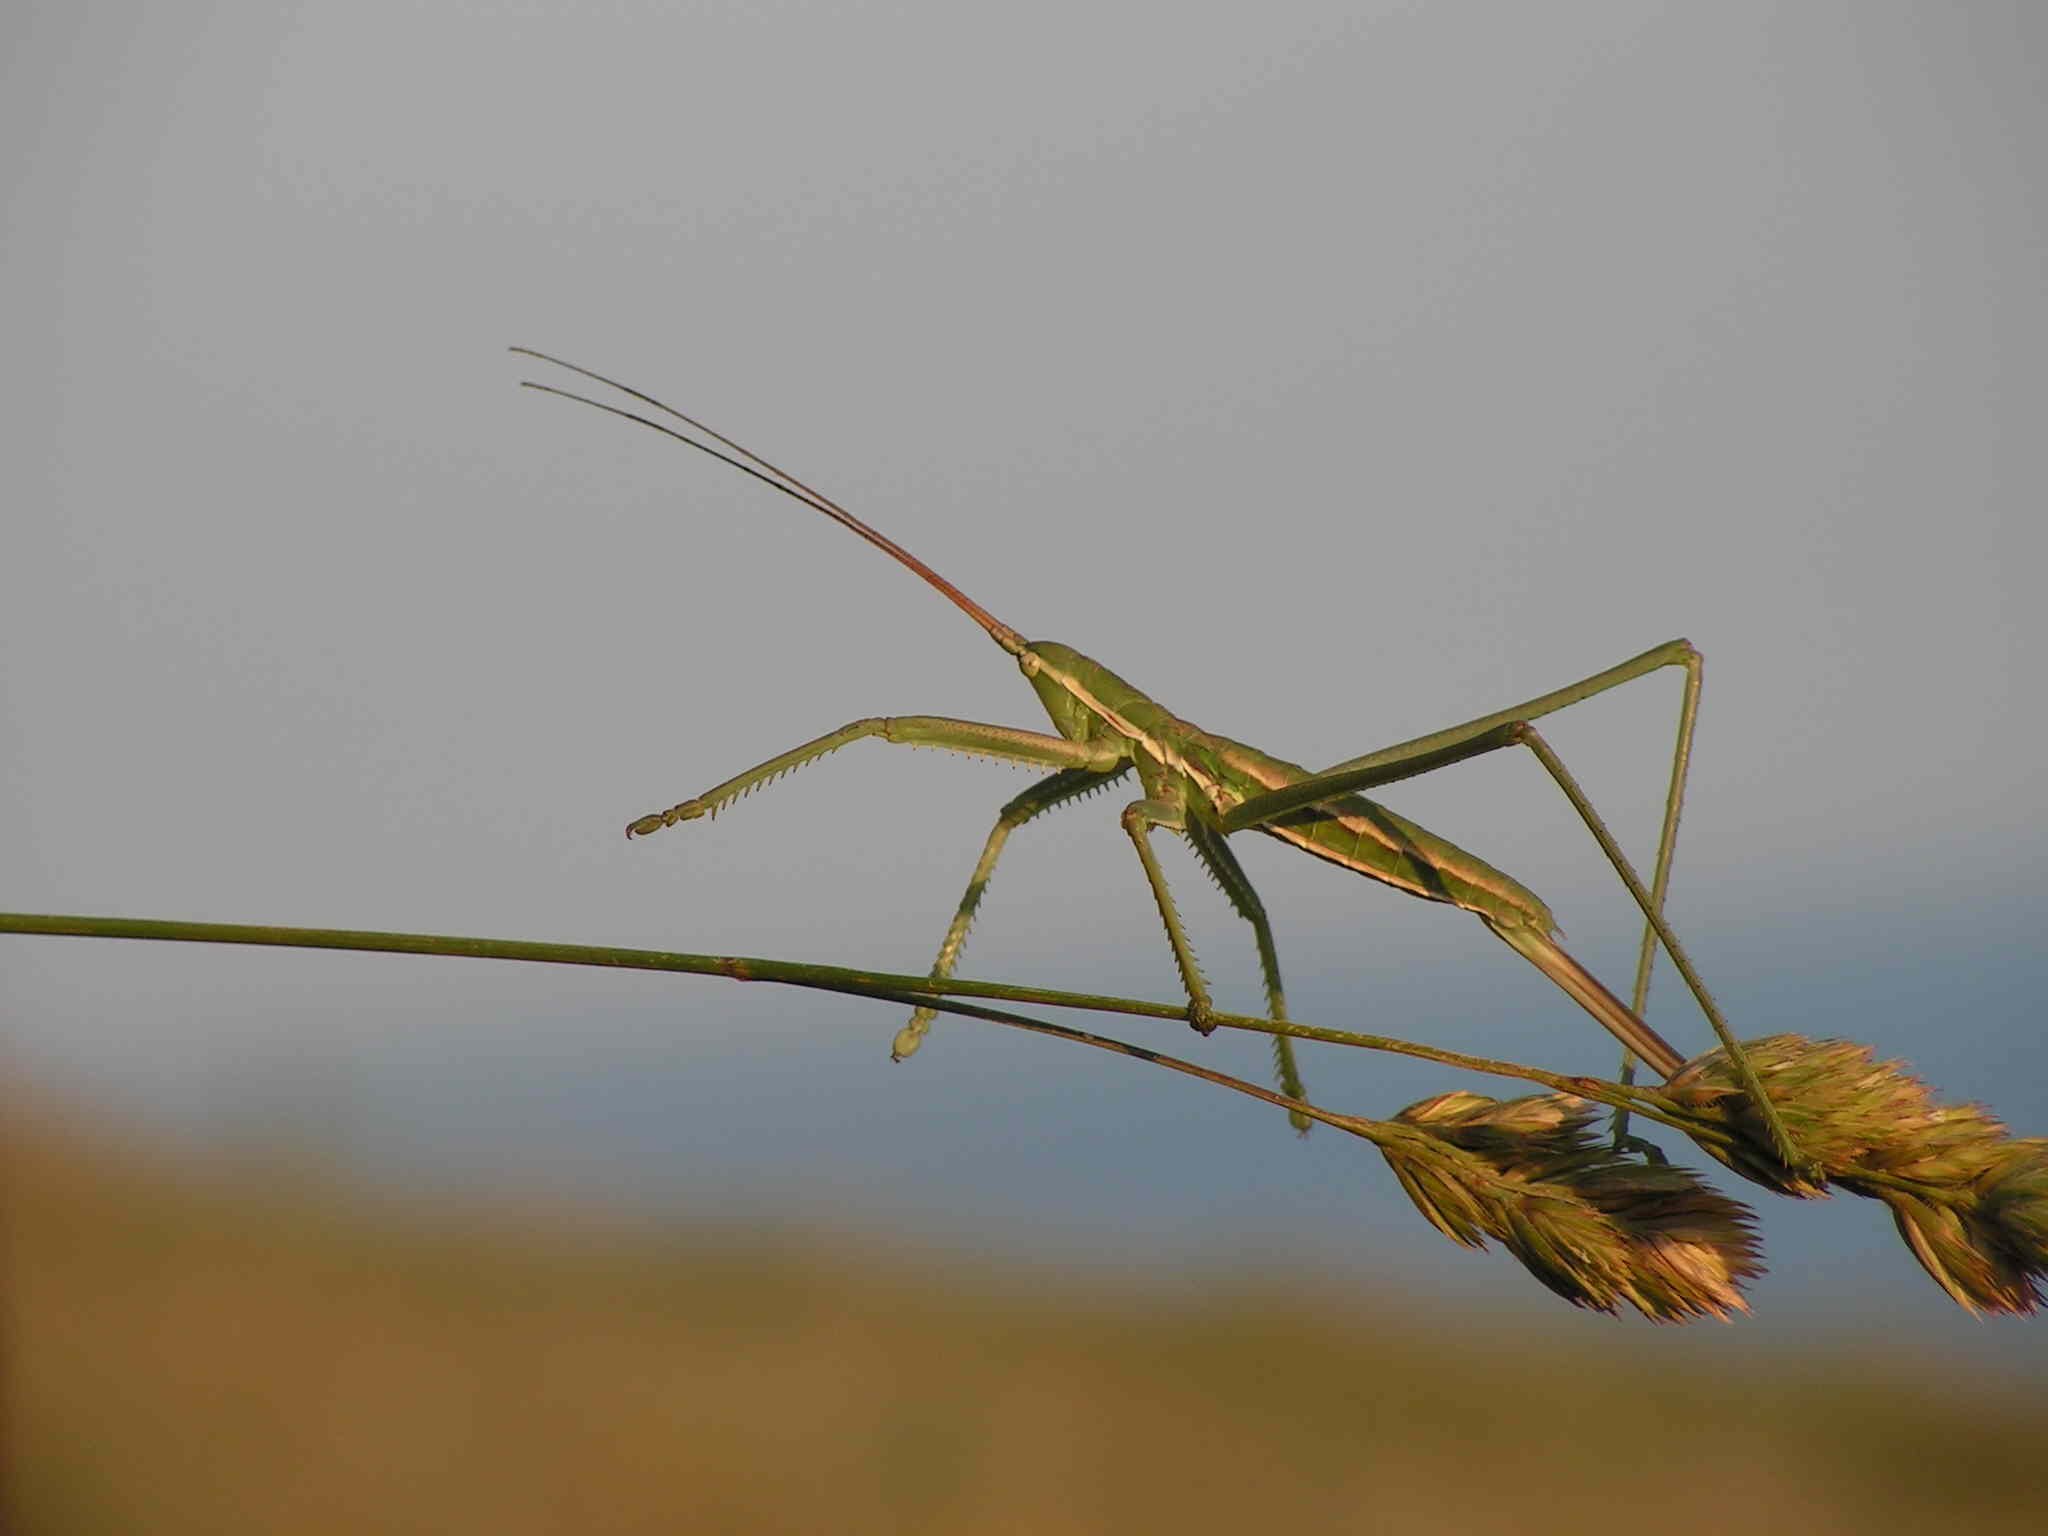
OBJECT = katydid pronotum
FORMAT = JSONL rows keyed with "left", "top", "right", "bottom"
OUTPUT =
{"left": 518, "top": 349, "right": 1800, "bottom": 1165}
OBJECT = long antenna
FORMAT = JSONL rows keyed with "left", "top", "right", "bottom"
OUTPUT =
{"left": 513, "top": 348, "right": 1024, "bottom": 655}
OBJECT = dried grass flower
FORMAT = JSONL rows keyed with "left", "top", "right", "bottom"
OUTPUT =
{"left": 1380, "top": 1092, "right": 1762, "bottom": 1323}
{"left": 1663, "top": 1036, "right": 2047, "bottom": 1315}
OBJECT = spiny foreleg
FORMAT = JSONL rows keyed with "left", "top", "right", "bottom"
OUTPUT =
{"left": 1120, "top": 792, "right": 1221, "bottom": 1037}
{"left": 626, "top": 716, "right": 1125, "bottom": 837}
{"left": 1183, "top": 819, "right": 1311, "bottom": 1136}
{"left": 893, "top": 765, "right": 1131, "bottom": 1063}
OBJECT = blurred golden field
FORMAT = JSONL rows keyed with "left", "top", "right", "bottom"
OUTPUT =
{"left": 7, "top": 1091, "right": 2045, "bottom": 1535}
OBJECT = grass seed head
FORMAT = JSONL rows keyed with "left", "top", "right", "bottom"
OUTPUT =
{"left": 1664, "top": 1035, "right": 1923, "bottom": 1195}
{"left": 1384, "top": 1093, "right": 1761, "bottom": 1323}
{"left": 1881, "top": 1138, "right": 2048, "bottom": 1316}
{"left": 1664, "top": 1037, "right": 2047, "bottom": 1314}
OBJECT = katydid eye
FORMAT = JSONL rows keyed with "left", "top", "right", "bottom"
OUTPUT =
{"left": 1018, "top": 652, "right": 1041, "bottom": 678}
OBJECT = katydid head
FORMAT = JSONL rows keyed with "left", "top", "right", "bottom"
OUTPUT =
{"left": 1015, "top": 639, "right": 1125, "bottom": 743}
{"left": 515, "top": 349, "right": 1027, "bottom": 657}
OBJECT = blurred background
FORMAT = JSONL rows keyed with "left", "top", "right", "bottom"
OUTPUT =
{"left": 4, "top": 2, "right": 2045, "bottom": 1528}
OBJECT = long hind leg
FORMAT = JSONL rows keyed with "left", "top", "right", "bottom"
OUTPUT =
{"left": 1219, "top": 640, "right": 1802, "bottom": 1171}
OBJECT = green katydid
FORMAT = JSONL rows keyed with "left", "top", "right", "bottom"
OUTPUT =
{"left": 517, "top": 349, "right": 1801, "bottom": 1165}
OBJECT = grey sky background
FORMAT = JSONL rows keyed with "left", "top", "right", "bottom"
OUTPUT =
{"left": 5, "top": 3, "right": 2045, "bottom": 1346}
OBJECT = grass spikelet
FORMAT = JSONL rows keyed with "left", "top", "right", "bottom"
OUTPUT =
{"left": 1663, "top": 1036, "right": 2048, "bottom": 1314}
{"left": 1983, "top": 1139, "right": 2048, "bottom": 1254}
{"left": 1381, "top": 1093, "right": 1761, "bottom": 1322}
{"left": 1663, "top": 1035, "right": 1921, "bottom": 1195}
{"left": 1568, "top": 1160, "right": 1764, "bottom": 1323}
{"left": 1877, "top": 1138, "right": 2048, "bottom": 1316}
